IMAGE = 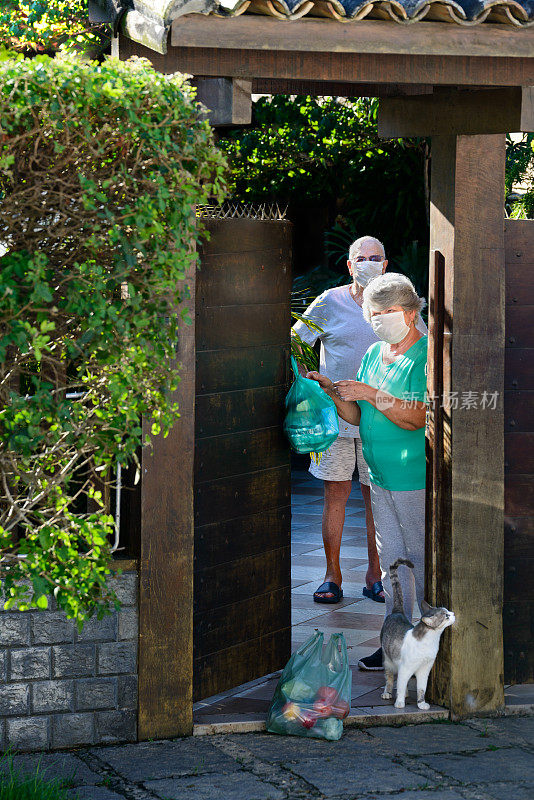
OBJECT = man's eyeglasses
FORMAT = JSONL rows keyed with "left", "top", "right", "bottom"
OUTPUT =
{"left": 353, "top": 255, "right": 383, "bottom": 262}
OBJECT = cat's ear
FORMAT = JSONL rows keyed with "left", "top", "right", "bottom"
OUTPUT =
{"left": 421, "top": 599, "right": 432, "bottom": 614}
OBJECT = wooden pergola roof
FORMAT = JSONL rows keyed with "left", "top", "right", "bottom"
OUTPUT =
{"left": 90, "top": 0, "right": 534, "bottom": 54}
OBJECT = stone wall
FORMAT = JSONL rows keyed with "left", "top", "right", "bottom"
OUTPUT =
{"left": 0, "top": 571, "right": 138, "bottom": 752}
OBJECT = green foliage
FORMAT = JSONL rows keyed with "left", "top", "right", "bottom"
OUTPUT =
{"left": 291, "top": 265, "right": 346, "bottom": 371}
{"left": 0, "top": 55, "right": 226, "bottom": 623}
{"left": 223, "top": 95, "right": 376, "bottom": 201}
{"left": 220, "top": 95, "right": 429, "bottom": 262}
{"left": 0, "top": 1, "right": 107, "bottom": 55}
{"left": 223, "top": 96, "right": 534, "bottom": 300}
{"left": 0, "top": 753, "right": 77, "bottom": 800}
{"left": 290, "top": 321, "right": 319, "bottom": 372}
{"left": 505, "top": 133, "right": 534, "bottom": 195}
{"left": 323, "top": 223, "right": 357, "bottom": 271}
{"left": 508, "top": 195, "right": 534, "bottom": 219}
{"left": 505, "top": 133, "right": 534, "bottom": 219}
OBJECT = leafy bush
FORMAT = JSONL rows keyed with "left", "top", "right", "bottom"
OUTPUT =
{"left": 220, "top": 95, "right": 429, "bottom": 267}
{"left": 0, "top": 54, "right": 226, "bottom": 622}
{"left": 0, "top": 1, "right": 108, "bottom": 55}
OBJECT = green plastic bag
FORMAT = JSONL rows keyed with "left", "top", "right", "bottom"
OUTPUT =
{"left": 266, "top": 631, "right": 352, "bottom": 740}
{"left": 283, "top": 357, "right": 339, "bottom": 454}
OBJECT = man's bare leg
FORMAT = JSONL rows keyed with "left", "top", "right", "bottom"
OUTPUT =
{"left": 361, "top": 483, "right": 383, "bottom": 597}
{"left": 314, "top": 479, "right": 352, "bottom": 600}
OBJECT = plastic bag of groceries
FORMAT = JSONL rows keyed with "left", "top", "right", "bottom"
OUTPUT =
{"left": 266, "top": 631, "right": 352, "bottom": 740}
{"left": 283, "top": 357, "right": 339, "bottom": 454}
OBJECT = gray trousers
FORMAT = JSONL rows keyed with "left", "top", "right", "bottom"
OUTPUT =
{"left": 370, "top": 483, "right": 426, "bottom": 619}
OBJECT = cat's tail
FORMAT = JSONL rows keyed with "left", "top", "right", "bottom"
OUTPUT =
{"left": 389, "top": 558, "right": 415, "bottom": 614}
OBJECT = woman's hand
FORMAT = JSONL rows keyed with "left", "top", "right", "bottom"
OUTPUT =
{"left": 308, "top": 372, "right": 362, "bottom": 426}
{"left": 334, "top": 380, "right": 372, "bottom": 402}
{"left": 306, "top": 371, "right": 334, "bottom": 393}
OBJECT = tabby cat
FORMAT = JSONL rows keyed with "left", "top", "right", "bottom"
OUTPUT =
{"left": 380, "top": 558, "right": 455, "bottom": 710}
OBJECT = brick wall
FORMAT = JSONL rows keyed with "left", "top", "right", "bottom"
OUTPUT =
{"left": 0, "top": 571, "right": 138, "bottom": 752}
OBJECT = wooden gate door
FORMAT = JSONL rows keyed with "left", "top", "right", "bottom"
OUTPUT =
{"left": 503, "top": 219, "right": 534, "bottom": 684}
{"left": 193, "top": 215, "right": 292, "bottom": 701}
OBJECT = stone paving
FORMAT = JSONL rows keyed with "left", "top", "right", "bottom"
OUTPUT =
{"left": 2, "top": 715, "right": 533, "bottom": 800}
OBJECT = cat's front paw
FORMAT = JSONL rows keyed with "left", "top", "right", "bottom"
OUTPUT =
{"left": 417, "top": 701, "right": 430, "bottom": 710}
{"left": 394, "top": 700, "right": 405, "bottom": 709}
{"left": 381, "top": 691, "right": 392, "bottom": 700}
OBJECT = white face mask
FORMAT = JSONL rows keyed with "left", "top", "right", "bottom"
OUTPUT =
{"left": 371, "top": 311, "right": 410, "bottom": 344}
{"left": 352, "top": 260, "right": 383, "bottom": 288}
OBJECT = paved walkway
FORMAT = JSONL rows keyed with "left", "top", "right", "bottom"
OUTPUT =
{"left": 5, "top": 715, "right": 533, "bottom": 799}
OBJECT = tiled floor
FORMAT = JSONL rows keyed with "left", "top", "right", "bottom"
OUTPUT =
{"left": 193, "top": 468, "right": 533, "bottom": 727}
{"left": 288, "top": 468, "right": 384, "bottom": 665}
{"left": 194, "top": 468, "right": 430, "bottom": 726}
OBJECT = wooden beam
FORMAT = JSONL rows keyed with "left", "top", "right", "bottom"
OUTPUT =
{"left": 171, "top": 17, "right": 534, "bottom": 60}
{"left": 115, "top": 35, "right": 430, "bottom": 97}
{"left": 252, "top": 78, "right": 434, "bottom": 97}
{"left": 427, "top": 133, "right": 505, "bottom": 717}
{"left": 192, "top": 78, "right": 252, "bottom": 126}
{"left": 379, "top": 88, "right": 534, "bottom": 137}
{"left": 138, "top": 260, "right": 196, "bottom": 739}
{"left": 117, "top": 36, "right": 534, "bottom": 89}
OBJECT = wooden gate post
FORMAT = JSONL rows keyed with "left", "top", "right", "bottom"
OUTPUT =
{"left": 138, "top": 261, "right": 196, "bottom": 739}
{"left": 378, "top": 88, "right": 532, "bottom": 715}
{"left": 427, "top": 134, "right": 506, "bottom": 716}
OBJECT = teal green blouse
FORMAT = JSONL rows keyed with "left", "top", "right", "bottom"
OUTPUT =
{"left": 356, "top": 336, "right": 428, "bottom": 492}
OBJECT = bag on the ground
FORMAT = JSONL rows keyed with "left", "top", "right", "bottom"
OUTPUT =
{"left": 266, "top": 631, "right": 352, "bottom": 740}
{"left": 283, "top": 357, "right": 339, "bottom": 454}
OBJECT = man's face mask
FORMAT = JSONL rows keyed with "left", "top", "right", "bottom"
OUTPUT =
{"left": 352, "top": 259, "right": 384, "bottom": 288}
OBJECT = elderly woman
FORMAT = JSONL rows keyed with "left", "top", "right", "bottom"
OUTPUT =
{"left": 307, "top": 273, "right": 428, "bottom": 671}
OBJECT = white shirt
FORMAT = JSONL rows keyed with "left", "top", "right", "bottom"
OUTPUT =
{"left": 292, "top": 284, "right": 427, "bottom": 438}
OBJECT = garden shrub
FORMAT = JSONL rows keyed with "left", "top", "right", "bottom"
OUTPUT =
{"left": 0, "top": 1, "right": 107, "bottom": 55}
{"left": 0, "top": 53, "right": 226, "bottom": 622}
{"left": 219, "top": 95, "right": 430, "bottom": 269}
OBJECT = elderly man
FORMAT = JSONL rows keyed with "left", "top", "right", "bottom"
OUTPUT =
{"left": 292, "top": 236, "right": 427, "bottom": 607}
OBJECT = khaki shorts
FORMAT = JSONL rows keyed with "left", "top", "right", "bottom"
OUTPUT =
{"left": 309, "top": 436, "right": 370, "bottom": 485}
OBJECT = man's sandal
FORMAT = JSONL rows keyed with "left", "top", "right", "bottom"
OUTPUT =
{"left": 313, "top": 581, "right": 343, "bottom": 604}
{"left": 362, "top": 581, "right": 385, "bottom": 603}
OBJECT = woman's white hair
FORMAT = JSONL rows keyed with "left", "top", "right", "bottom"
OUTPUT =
{"left": 348, "top": 236, "right": 385, "bottom": 262}
{"left": 362, "top": 272, "right": 426, "bottom": 322}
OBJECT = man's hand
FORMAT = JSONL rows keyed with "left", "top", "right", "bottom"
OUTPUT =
{"left": 334, "top": 380, "right": 371, "bottom": 402}
{"left": 306, "top": 372, "right": 334, "bottom": 393}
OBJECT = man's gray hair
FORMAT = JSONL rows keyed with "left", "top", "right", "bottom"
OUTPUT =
{"left": 348, "top": 236, "right": 386, "bottom": 262}
{"left": 362, "top": 272, "right": 426, "bottom": 322}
